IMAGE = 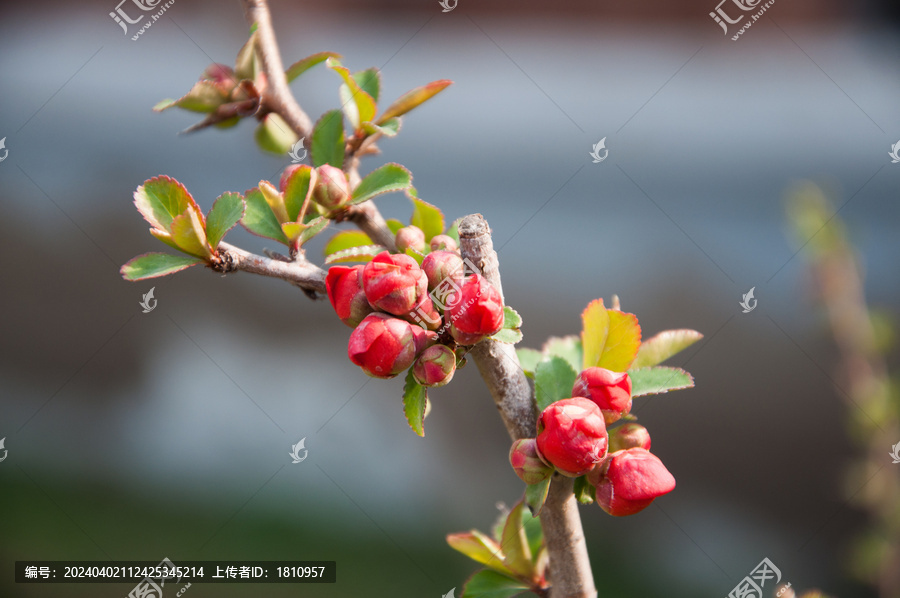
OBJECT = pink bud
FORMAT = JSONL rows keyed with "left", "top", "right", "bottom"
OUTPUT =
{"left": 422, "top": 250, "right": 464, "bottom": 291}
{"left": 448, "top": 274, "right": 504, "bottom": 344}
{"left": 572, "top": 367, "right": 633, "bottom": 424}
{"left": 348, "top": 313, "right": 426, "bottom": 379}
{"left": 362, "top": 252, "right": 428, "bottom": 316}
{"left": 412, "top": 344, "right": 456, "bottom": 387}
{"left": 608, "top": 423, "right": 651, "bottom": 453}
{"left": 429, "top": 234, "right": 458, "bottom": 252}
{"left": 395, "top": 226, "right": 426, "bottom": 253}
{"left": 588, "top": 448, "right": 675, "bottom": 516}
{"left": 279, "top": 164, "right": 302, "bottom": 192}
{"left": 326, "top": 265, "right": 374, "bottom": 327}
{"left": 509, "top": 438, "right": 553, "bottom": 485}
{"left": 535, "top": 398, "right": 608, "bottom": 477}
{"left": 312, "top": 165, "right": 350, "bottom": 211}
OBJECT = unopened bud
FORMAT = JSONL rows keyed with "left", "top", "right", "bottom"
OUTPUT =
{"left": 429, "top": 234, "right": 458, "bottom": 252}
{"left": 395, "top": 226, "right": 426, "bottom": 253}
{"left": 413, "top": 344, "right": 456, "bottom": 387}
{"left": 608, "top": 423, "right": 651, "bottom": 453}
{"left": 509, "top": 438, "right": 553, "bottom": 485}
{"left": 312, "top": 165, "right": 351, "bottom": 211}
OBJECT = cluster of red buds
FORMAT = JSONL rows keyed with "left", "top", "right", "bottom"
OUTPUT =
{"left": 509, "top": 367, "right": 675, "bottom": 516}
{"left": 326, "top": 231, "right": 505, "bottom": 384}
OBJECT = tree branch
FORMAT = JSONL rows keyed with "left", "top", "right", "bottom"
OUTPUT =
{"left": 459, "top": 214, "right": 597, "bottom": 598}
{"left": 217, "top": 241, "right": 327, "bottom": 296}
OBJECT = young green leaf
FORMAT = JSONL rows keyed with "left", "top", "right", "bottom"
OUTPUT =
{"left": 378, "top": 79, "right": 452, "bottom": 123}
{"left": 542, "top": 335, "right": 583, "bottom": 374}
{"left": 516, "top": 348, "right": 543, "bottom": 374}
{"left": 351, "top": 163, "right": 412, "bottom": 205}
{"left": 206, "top": 192, "right": 245, "bottom": 250}
{"left": 446, "top": 218, "right": 461, "bottom": 244}
{"left": 296, "top": 216, "right": 330, "bottom": 246}
{"left": 311, "top": 110, "right": 345, "bottom": 168}
{"left": 403, "top": 369, "right": 428, "bottom": 437}
{"left": 327, "top": 58, "right": 376, "bottom": 129}
{"left": 534, "top": 356, "right": 577, "bottom": 412}
{"left": 524, "top": 476, "right": 551, "bottom": 517}
{"left": 361, "top": 117, "right": 401, "bottom": 138}
{"left": 500, "top": 501, "right": 533, "bottom": 578}
{"left": 491, "top": 328, "right": 523, "bottom": 344}
{"left": 632, "top": 329, "right": 704, "bottom": 368}
{"left": 153, "top": 81, "right": 227, "bottom": 114}
{"left": 502, "top": 306, "right": 522, "bottom": 329}
{"left": 410, "top": 196, "right": 444, "bottom": 241}
{"left": 134, "top": 176, "right": 198, "bottom": 233}
{"left": 352, "top": 67, "right": 381, "bottom": 103}
{"left": 258, "top": 180, "right": 289, "bottom": 224}
{"left": 520, "top": 507, "right": 544, "bottom": 564}
{"left": 447, "top": 531, "right": 515, "bottom": 577}
{"left": 462, "top": 569, "right": 530, "bottom": 598}
{"left": 254, "top": 113, "right": 298, "bottom": 155}
{"left": 169, "top": 207, "right": 212, "bottom": 259}
{"left": 241, "top": 188, "right": 289, "bottom": 244}
{"left": 282, "top": 165, "right": 317, "bottom": 222}
{"left": 628, "top": 366, "right": 695, "bottom": 397}
{"left": 285, "top": 51, "right": 342, "bottom": 82}
{"left": 324, "top": 245, "right": 383, "bottom": 264}
{"left": 121, "top": 252, "right": 203, "bottom": 281}
{"left": 581, "top": 299, "right": 641, "bottom": 372}
{"left": 573, "top": 475, "right": 596, "bottom": 505}
{"left": 234, "top": 30, "right": 259, "bottom": 80}
{"left": 323, "top": 230, "right": 373, "bottom": 257}
{"left": 386, "top": 219, "right": 405, "bottom": 234}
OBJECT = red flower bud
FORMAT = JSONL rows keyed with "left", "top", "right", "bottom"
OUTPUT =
{"left": 312, "top": 165, "right": 350, "bottom": 211}
{"left": 448, "top": 274, "right": 504, "bottom": 342}
{"left": 572, "top": 367, "right": 633, "bottom": 424}
{"left": 588, "top": 448, "right": 675, "bottom": 516}
{"left": 395, "top": 226, "right": 426, "bottom": 253}
{"left": 422, "top": 250, "right": 464, "bottom": 291}
{"left": 348, "top": 313, "right": 428, "bottom": 379}
{"left": 509, "top": 438, "right": 553, "bottom": 485}
{"left": 406, "top": 294, "right": 443, "bottom": 331}
{"left": 429, "top": 234, "right": 458, "bottom": 252}
{"left": 608, "top": 423, "right": 651, "bottom": 453}
{"left": 362, "top": 252, "right": 428, "bottom": 316}
{"left": 412, "top": 344, "right": 456, "bottom": 387}
{"left": 535, "top": 398, "right": 608, "bottom": 477}
{"left": 326, "top": 265, "right": 374, "bottom": 327}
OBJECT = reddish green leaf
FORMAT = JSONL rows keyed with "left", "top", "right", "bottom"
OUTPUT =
{"left": 121, "top": 252, "right": 203, "bottom": 281}
{"left": 153, "top": 81, "right": 227, "bottom": 114}
{"left": 206, "top": 192, "right": 245, "bottom": 250}
{"left": 628, "top": 366, "right": 695, "bottom": 397}
{"left": 403, "top": 369, "right": 428, "bottom": 437}
{"left": 462, "top": 570, "right": 530, "bottom": 598}
{"left": 311, "top": 110, "right": 345, "bottom": 168}
{"left": 632, "top": 329, "right": 704, "bottom": 368}
{"left": 134, "top": 176, "right": 199, "bottom": 233}
{"left": 327, "top": 58, "right": 376, "bottom": 129}
{"left": 361, "top": 117, "right": 401, "bottom": 138}
{"left": 386, "top": 219, "right": 404, "bottom": 234}
{"left": 323, "top": 230, "right": 373, "bottom": 257}
{"left": 324, "top": 245, "right": 383, "bottom": 264}
{"left": 500, "top": 501, "right": 532, "bottom": 578}
{"left": 282, "top": 216, "right": 329, "bottom": 247}
{"left": 241, "top": 188, "right": 289, "bottom": 244}
{"left": 285, "top": 51, "right": 341, "bottom": 82}
{"left": 447, "top": 530, "right": 515, "bottom": 577}
{"left": 169, "top": 207, "right": 211, "bottom": 259}
{"left": 283, "top": 165, "right": 317, "bottom": 222}
{"left": 410, "top": 196, "right": 444, "bottom": 241}
{"left": 352, "top": 67, "right": 381, "bottom": 103}
{"left": 351, "top": 163, "right": 412, "bottom": 205}
{"left": 378, "top": 79, "right": 452, "bottom": 123}
{"left": 234, "top": 30, "right": 259, "bottom": 81}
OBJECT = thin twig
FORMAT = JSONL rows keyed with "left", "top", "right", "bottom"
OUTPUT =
{"left": 217, "top": 241, "right": 327, "bottom": 296}
{"left": 459, "top": 214, "right": 597, "bottom": 598}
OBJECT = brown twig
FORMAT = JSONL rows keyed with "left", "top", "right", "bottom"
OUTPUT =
{"left": 216, "top": 241, "right": 327, "bottom": 296}
{"left": 459, "top": 214, "right": 598, "bottom": 598}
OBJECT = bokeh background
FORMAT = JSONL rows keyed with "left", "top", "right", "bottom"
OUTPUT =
{"left": 1, "top": 0, "right": 899, "bottom": 596}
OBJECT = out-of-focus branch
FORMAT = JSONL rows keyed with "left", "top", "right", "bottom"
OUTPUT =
{"left": 459, "top": 214, "right": 598, "bottom": 598}
{"left": 216, "top": 241, "right": 327, "bottom": 296}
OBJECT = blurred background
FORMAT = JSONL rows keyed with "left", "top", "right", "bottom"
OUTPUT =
{"left": 1, "top": 0, "right": 899, "bottom": 596}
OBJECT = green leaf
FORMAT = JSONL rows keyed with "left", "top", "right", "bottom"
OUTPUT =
{"left": 234, "top": 30, "right": 259, "bottom": 80}
{"left": 311, "top": 110, "right": 345, "bottom": 168}
{"left": 628, "top": 366, "right": 695, "bottom": 397}
{"left": 352, "top": 67, "right": 381, "bottom": 103}
{"left": 447, "top": 531, "right": 515, "bottom": 577}
{"left": 402, "top": 369, "right": 428, "bottom": 437}
{"left": 378, "top": 79, "right": 452, "bottom": 124}
{"left": 255, "top": 113, "right": 299, "bottom": 155}
{"left": 491, "top": 328, "right": 523, "bottom": 344}
{"left": 351, "top": 163, "right": 412, "bottom": 205}
{"left": 361, "top": 117, "right": 401, "bottom": 138}
{"left": 169, "top": 207, "right": 212, "bottom": 259}
{"left": 324, "top": 245, "right": 383, "bottom": 264}
{"left": 259, "top": 180, "right": 289, "bottom": 224}
{"left": 524, "top": 477, "right": 551, "bottom": 517}
{"left": 121, "top": 252, "right": 203, "bottom": 281}
{"left": 134, "top": 176, "right": 197, "bottom": 233}
{"left": 516, "top": 348, "right": 543, "bottom": 374}
{"left": 581, "top": 299, "right": 642, "bottom": 372}
{"left": 502, "top": 306, "right": 522, "bottom": 329}
{"left": 285, "top": 51, "right": 341, "bottom": 82}
{"left": 296, "top": 216, "right": 329, "bottom": 246}
{"left": 282, "top": 165, "right": 317, "bottom": 222}
{"left": 462, "top": 570, "right": 530, "bottom": 598}
{"left": 409, "top": 196, "right": 444, "bottom": 241}
{"left": 500, "top": 501, "right": 532, "bottom": 578}
{"left": 542, "top": 335, "right": 583, "bottom": 374}
{"left": 386, "top": 219, "right": 405, "bottom": 234}
{"left": 323, "top": 230, "right": 373, "bottom": 257}
{"left": 573, "top": 475, "right": 596, "bottom": 505}
{"left": 153, "top": 81, "right": 226, "bottom": 114}
{"left": 520, "top": 507, "right": 544, "bottom": 563}
{"left": 327, "top": 58, "right": 376, "bottom": 129}
{"left": 534, "top": 357, "right": 577, "bottom": 412}
{"left": 206, "top": 192, "right": 245, "bottom": 250}
{"left": 446, "top": 218, "right": 461, "bottom": 244}
{"left": 241, "top": 188, "right": 289, "bottom": 244}
{"left": 632, "top": 329, "right": 703, "bottom": 368}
